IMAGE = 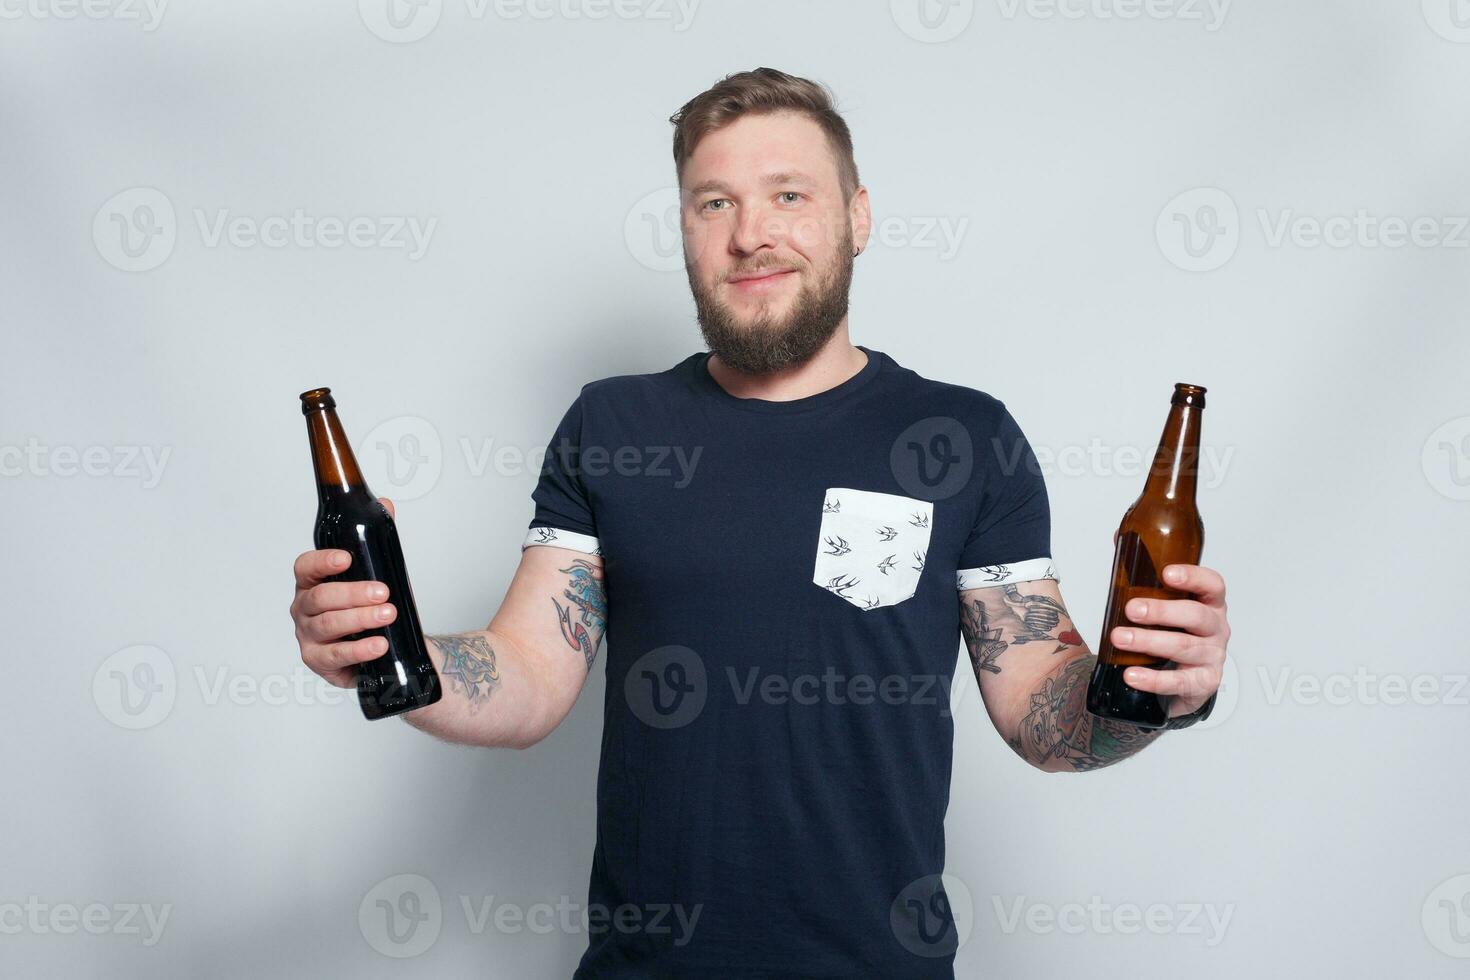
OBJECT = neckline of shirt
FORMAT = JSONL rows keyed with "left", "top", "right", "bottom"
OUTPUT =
{"left": 693, "top": 345, "right": 887, "bottom": 415}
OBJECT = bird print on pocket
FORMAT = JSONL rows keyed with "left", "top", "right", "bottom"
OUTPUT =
{"left": 813, "top": 488, "right": 934, "bottom": 611}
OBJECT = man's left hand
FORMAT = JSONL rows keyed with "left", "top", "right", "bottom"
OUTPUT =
{"left": 1107, "top": 563, "right": 1230, "bottom": 718}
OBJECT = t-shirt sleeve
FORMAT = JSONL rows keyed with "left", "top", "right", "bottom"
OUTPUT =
{"left": 955, "top": 404, "right": 1058, "bottom": 590}
{"left": 522, "top": 393, "right": 602, "bottom": 557}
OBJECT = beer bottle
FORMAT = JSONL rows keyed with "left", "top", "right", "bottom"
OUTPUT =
{"left": 300, "top": 388, "right": 441, "bottom": 720}
{"left": 1086, "top": 383, "right": 1206, "bottom": 728}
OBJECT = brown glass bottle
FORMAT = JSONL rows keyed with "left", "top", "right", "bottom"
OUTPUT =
{"left": 300, "top": 388, "right": 441, "bottom": 720}
{"left": 1086, "top": 383, "right": 1206, "bottom": 728}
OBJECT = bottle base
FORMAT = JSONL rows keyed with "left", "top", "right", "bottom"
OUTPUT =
{"left": 357, "top": 672, "right": 442, "bottom": 721}
{"left": 1086, "top": 661, "right": 1170, "bottom": 729}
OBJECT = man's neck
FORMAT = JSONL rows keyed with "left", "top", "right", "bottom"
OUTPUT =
{"left": 705, "top": 326, "right": 868, "bottom": 403}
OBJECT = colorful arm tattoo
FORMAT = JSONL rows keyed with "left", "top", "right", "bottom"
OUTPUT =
{"left": 552, "top": 559, "right": 607, "bottom": 671}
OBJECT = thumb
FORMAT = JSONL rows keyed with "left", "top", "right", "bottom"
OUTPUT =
{"left": 378, "top": 496, "right": 396, "bottom": 519}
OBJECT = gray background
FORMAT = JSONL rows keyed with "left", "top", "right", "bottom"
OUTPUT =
{"left": 4, "top": 0, "right": 1469, "bottom": 976}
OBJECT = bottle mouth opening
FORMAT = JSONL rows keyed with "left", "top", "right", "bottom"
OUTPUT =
{"left": 299, "top": 387, "right": 336, "bottom": 414}
{"left": 1171, "top": 383, "right": 1206, "bottom": 409}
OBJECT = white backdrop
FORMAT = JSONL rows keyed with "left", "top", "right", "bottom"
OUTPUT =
{"left": 3, "top": 1, "right": 1469, "bottom": 976}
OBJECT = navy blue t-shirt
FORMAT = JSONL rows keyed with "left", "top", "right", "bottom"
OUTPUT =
{"left": 524, "top": 346, "right": 1057, "bottom": 978}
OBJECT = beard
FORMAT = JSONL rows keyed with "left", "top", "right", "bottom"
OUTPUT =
{"left": 687, "top": 227, "right": 855, "bottom": 376}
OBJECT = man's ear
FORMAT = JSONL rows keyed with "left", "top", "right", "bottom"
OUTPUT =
{"left": 849, "top": 185, "right": 872, "bottom": 256}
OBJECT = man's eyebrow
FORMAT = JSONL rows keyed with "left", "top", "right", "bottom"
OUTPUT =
{"left": 686, "top": 172, "right": 818, "bottom": 197}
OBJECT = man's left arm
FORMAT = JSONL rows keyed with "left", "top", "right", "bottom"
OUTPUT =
{"left": 960, "top": 564, "right": 1231, "bottom": 772}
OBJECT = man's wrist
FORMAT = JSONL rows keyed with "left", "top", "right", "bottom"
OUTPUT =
{"left": 1163, "top": 691, "right": 1218, "bottom": 731}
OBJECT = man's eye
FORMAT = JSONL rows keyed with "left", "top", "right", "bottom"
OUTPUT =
{"left": 702, "top": 199, "right": 731, "bottom": 212}
{"left": 779, "top": 192, "right": 802, "bottom": 205}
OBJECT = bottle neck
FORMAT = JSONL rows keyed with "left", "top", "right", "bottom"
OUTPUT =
{"left": 1141, "top": 401, "right": 1202, "bottom": 504}
{"left": 305, "top": 408, "right": 371, "bottom": 503}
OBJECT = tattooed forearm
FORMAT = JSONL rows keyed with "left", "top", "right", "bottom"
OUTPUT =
{"left": 998, "top": 584, "right": 1084, "bottom": 655}
{"left": 960, "top": 583, "right": 1083, "bottom": 674}
{"left": 961, "top": 581, "right": 1158, "bottom": 772}
{"left": 427, "top": 633, "right": 500, "bottom": 712}
{"left": 960, "top": 597, "right": 1008, "bottom": 674}
{"left": 552, "top": 559, "right": 607, "bottom": 671}
{"left": 1015, "top": 655, "right": 1163, "bottom": 771}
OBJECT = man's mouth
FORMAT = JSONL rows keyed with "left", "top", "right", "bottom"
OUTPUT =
{"left": 727, "top": 268, "right": 797, "bottom": 291}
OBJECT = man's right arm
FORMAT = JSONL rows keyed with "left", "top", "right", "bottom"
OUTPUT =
{"left": 290, "top": 498, "right": 606, "bottom": 749}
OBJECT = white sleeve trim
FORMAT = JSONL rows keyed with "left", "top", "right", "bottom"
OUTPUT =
{"left": 522, "top": 526, "right": 602, "bottom": 557}
{"left": 957, "top": 557, "right": 1058, "bottom": 590}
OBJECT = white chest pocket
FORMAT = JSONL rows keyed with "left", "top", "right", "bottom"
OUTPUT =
{"left": 812, "top": 487, "right": 934, "bottom": 611}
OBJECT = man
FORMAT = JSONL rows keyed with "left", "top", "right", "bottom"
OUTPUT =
{"left": 290, "top": 67, "right": 1231, "bottom": 978}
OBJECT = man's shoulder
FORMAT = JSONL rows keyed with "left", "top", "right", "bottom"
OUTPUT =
{"left": 579, "top": 352, "right": 699, "bottom": 393}
{"left": 879, "top": 349, "right": 1013, "bottom": 428}
{"left": 568, "top": 352, "right": 704, "bottom": 404}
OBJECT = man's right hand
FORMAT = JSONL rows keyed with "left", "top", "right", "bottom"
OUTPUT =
{"left": 290, "top": 548, "right": 396, "bottom": 690}
{"left": 290, "top": 496, "right": 606, "bottom": 747}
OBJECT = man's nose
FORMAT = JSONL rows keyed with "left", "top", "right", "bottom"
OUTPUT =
{"left": 731, "top": 204, "right": 783, "bottom": 254}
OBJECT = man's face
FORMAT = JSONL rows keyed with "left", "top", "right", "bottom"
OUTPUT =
{"left": 680, "top": 111, "right": 868, "bottom": 375}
